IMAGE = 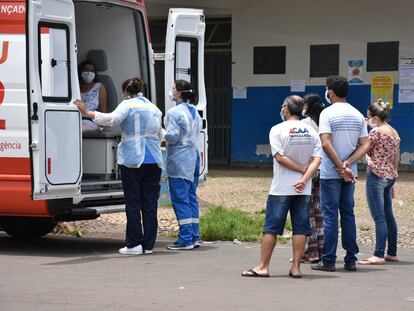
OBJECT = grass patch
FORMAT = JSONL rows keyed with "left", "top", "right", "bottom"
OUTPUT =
{"left": 200, "top": 205, "right": 292, "bottom": 243}
{"left": 165, "top": 230, "right": 178, "bottom": 239}
{"left": 64, "top": 226, "right": 88, "bottom": 237}
{"left": 200, "top": 206, "right": 264, "bottom": 242}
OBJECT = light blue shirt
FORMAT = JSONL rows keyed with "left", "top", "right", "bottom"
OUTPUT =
{"left": 93, "top": 94, "right": 164, "bottom": 169}
{"left": 319, "top": 102, "right": 368, "bottom": 179}
{"left": 164, "top": 101, "right": 202, "bottom": 181}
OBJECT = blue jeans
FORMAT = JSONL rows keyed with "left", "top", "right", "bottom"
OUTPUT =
{"left": 320, "top": 179, "right": 359, "bottom": 266}
{"left": 120, "top": 164, "right": 162, "bottom": 250}
{"left": 366, "top": 170, "right": 397, "bottom": 258}
{"left": 263, "top": 195, "right": 311, "bottom": 236}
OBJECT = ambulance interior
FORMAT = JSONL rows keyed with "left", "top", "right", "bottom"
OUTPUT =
{"left": 73, "top": 2, "right": 151, "bottom": 193}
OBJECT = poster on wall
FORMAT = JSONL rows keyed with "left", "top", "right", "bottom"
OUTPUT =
{"left": 371, "top": 75, "right": 394, "bottom": 107}
{"left": 290, "top": 80, "right": 306, "bottom": 92}
{"left": 233, "top": 87, "right": 247, "bottom": 99}
{"left": 399, "top": 57, "right": 414, "bottom": 103}
{"left": 347, "top": 60, "right": 364, "bottom": 84}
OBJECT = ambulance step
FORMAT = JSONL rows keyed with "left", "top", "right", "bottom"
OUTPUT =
{"left": 81, "top": 180, "right": 122, "bottom": 187}
{"left": 84, "top": 205, "right": 125, "bottom": 215}
{"left": 73, "top": 190, "right": 124, "bottom": 205}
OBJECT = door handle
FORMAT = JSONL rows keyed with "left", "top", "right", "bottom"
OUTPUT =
{"left": 31, "top": 102, "right": 38, "bottom": 121}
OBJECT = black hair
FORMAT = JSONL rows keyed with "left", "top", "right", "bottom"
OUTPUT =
{"left": 284, "top": 95, "right": 303, "bottom": 117}
{"left": 78, "top": 60, "right": 98, "bottom": 83}
{"left": 368, "top": 99, "right": 391, "bottom": 122}
{"left": 175, "top": 79, "right": 197, "bottom": 103}
{"left": 122, "top": 77, "right": 144, "bottom": 96}
{"left": 303, "top": 93, "right": 325, "bottom": 125}
{"left": 326, "top": 75, "right": 349, "bottom": 98}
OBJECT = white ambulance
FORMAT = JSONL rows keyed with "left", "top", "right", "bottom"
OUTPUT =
{"left": 0, "top": 0, "right": 207, "bottom": 237}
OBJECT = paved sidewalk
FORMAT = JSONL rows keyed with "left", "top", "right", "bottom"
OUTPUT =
{"left": 0, "top": 233, "right": 413, "bottom": 311}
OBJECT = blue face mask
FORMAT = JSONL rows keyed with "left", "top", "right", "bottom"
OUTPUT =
{"left": 280, "top": 107, "right": 286, "bottom": 122}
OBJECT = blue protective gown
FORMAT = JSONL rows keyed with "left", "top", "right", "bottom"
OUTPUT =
{"left": 93, "top": 94, "right": 164, "bottom": 169}
{"left": 164, "top": 101, "right": 202, "bottom": 181}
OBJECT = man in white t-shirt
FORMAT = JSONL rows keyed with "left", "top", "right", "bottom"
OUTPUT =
{"left": 311, "top": 76, "right": 370, "bottom": 273}
{"left": 242, "top": 95, "right": 321, "bottom": 279}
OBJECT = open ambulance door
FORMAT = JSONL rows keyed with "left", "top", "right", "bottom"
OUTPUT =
{"left": 164, "top": 8, "right": 208, "bottom": 180}
{"left": 27, "top": 0, "right": 82, "bottom": 200}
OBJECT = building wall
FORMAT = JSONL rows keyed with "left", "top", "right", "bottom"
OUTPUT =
{"left": 231, "top": 0, "right": 414, "bottom": 166}
{"left": 145, "top": 0, "right": 414, "bottom": 167}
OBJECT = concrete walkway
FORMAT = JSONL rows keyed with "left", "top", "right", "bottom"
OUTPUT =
{"left": 0, "top": 233, "right": 413, "bottom": 311}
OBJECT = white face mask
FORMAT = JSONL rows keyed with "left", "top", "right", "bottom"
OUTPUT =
{"left": 280, "top": 106, "right": 286, "bottom": 122}
{"left": 325, "top": 90, "right": 331, "bottom": 105}
{"left": 301, "top": 109, "right": 307, "bottom": 117}
{"left": 81, "top": 71, "right": 95, "bottom": 84}
{"left": 367, "top": 118, "right": 377, "bottom": 128}
{"left": 168, "top": 90, "right": 174, "bottom": 101}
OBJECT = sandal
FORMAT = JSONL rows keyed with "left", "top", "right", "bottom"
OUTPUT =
{"left": 358, "top": 256, "right": 385, "bottom": 265}
{"left": 385, "top": 255, "right": 399, "bottom": 262}
{"left": 241, "top": 268, "right": 270, "bottom": 278}
{"left": 288, "top": 269, "right": 302, "bottom": 278}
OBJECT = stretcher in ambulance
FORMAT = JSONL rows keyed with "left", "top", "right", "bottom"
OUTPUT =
{"left": 0, "top": 0, "right": 207, "bottom": 237}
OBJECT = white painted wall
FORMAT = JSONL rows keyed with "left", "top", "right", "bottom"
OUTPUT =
{"left": 146, "top": 0, "right": 414, "bottom": 87}
{"left": 232, "top": 0, "right": 414, "bottom": 87}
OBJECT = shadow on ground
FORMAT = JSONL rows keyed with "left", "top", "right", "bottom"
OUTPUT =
{"left": 0, "top": 233, "right": 216, "bottom": 261}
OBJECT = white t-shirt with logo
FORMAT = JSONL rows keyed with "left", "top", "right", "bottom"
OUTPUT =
{"left": 318, "top": 102, "right": 368, "bottom": 179}
{"left": 269, "top": 120, "right": 322, "bottom": 196}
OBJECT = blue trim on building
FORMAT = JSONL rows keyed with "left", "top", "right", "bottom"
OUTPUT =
{"left": 231, "top": 84, "right": 414, "bottom": 166}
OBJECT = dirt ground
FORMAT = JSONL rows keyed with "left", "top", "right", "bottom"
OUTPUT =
{"left": 75, "top": 168, "right": 414, "bottom": 249}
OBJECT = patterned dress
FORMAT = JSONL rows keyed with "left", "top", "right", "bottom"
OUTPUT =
{"left": 301, "top": 117, "right": 324, "bottom": 262}
{"left": 367, "top": 130, "right": 400, "bottom": 179}
{"left": 81, "top": 82, "right": 102, "bottom": 131}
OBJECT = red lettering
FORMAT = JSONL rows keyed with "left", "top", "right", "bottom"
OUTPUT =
{"left": 0, "top": 41, "right": 9, "bottom": 64}
{"left": 0, "top": 80, "right": 4, "bottom": 105}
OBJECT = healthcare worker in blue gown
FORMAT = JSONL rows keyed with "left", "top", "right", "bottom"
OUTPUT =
{"left": 74, "top": 77, "right": 164, "bottom": 255}
{"left": 164, "top": 80, "right": 202, "bottom": 250}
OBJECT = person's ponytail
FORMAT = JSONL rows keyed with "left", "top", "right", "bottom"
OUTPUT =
{"left": 175, "top": 79, "right": 196, "bottom": 103}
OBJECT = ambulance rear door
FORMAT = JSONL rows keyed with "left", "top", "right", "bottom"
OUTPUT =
{"left": 164, "top": 8, "right": 208, "bottom": 180}
{"left": 27, "top": 0, "right": 82, "bottom": 199}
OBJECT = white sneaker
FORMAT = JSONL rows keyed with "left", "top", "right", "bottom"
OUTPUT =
{"left": 144, "top": 249, "right": 153, "bottom": 254}
{"left": 193, "top": 240, "right": 201, "bottom": 248}
{"left": 119, "top": 245, "right": 143, "bottom": 255}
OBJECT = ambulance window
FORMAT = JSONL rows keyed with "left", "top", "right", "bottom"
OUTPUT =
{"left": 175, "top": 37, "right": 199, "bottom": 105}
{"left": 38, "top": 24, "right": 71, "bottom": 102}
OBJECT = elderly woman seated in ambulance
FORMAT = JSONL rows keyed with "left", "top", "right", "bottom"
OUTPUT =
{"left": 74, "top": 77, "right": 164, "bottom": 256}
{"left": 78, "top": 60, "right": 107, "bottom": 131}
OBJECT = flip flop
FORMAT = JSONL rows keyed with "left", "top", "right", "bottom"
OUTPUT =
{"left": 358, "top": 258, "right": 385, "bottom": 265}
{"left": 289, "top": 270, "right": 302, "bottom": 278}
{"left": 385, "top": 255, "right": 399, "bottom": 262}
{"left": 241, "top": 268, "right": 270, "bottom": 278}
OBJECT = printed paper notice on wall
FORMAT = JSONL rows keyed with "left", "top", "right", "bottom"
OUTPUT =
{"left": 290, "top": 80, "right": 305, "bottom": 92}
{"left": 347, "top": 60, "right": 363, "bottom": 84}
{"left": 371, "top": 75, "right": 394, "bottom": 107}
{"left": 399, "top": 57, "right": 414, "bottom": 103}
{"left": 233, "top": 87, "right": 247, "bottom": 99}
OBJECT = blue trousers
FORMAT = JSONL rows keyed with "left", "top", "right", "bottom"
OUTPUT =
{"left": 366, "top": 170, "right": 397, "bottom": 257}
{"left": 168, "top": 155, "right": 200, "bottom": 246}
{"left": 320, "top": 179, "right": 359, "bottom": 266}
{"left": 120, "top": 164, "right": 162, "bottom": 250}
